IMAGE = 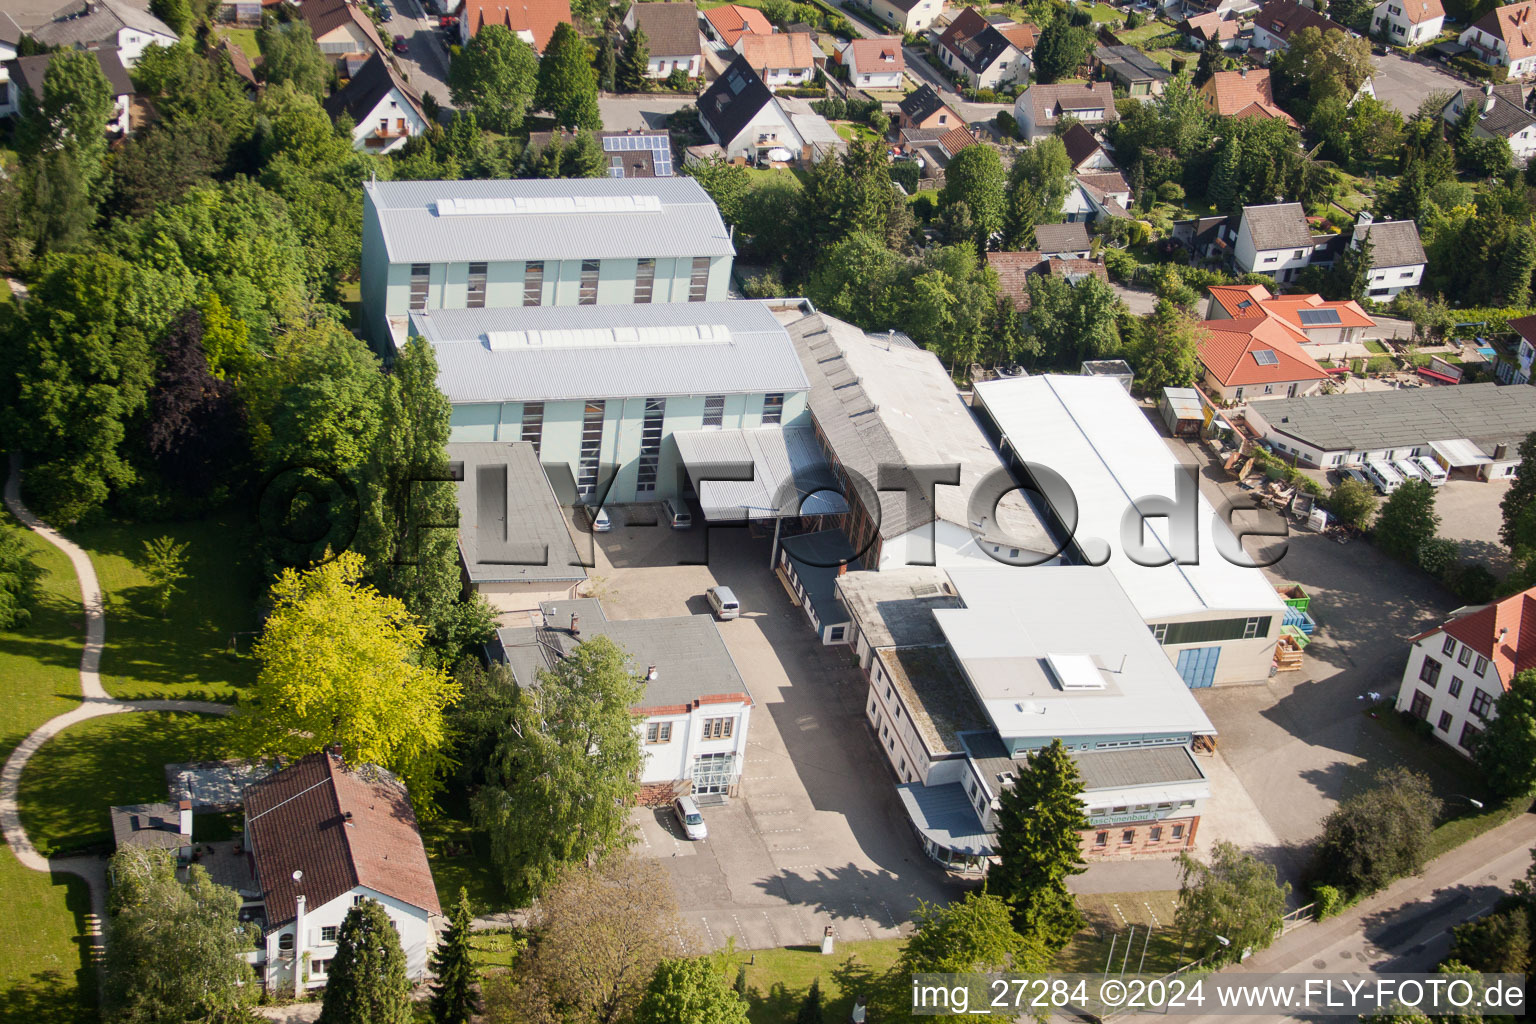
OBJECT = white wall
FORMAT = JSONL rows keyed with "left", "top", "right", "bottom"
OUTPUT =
{"left": 721, "top": 100, "right": 805, "bottom": 159}
{"left": 1366, "top": 261, "right": 1424, "bottom": 298}
{"left": 1393, "top": 634, "right": 1502, "bottom": 757}
{"left": 1235, "top": 220, "right": 1313, "bottom": 279}
{"left": 262, "top": 887, "right": 435, "bottom": 994}
{"left": 349, "top": 87, "right": 429, "bottom": 153}
{"left": 117, "top": 26, "right": 180, "bottom": 66}
{"left": 637, "top": 700, "right": 752, "bottom": 786}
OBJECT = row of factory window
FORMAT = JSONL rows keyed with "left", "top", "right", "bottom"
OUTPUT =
{"left": 408, "top": 258, "right": 712, "bottom": 311}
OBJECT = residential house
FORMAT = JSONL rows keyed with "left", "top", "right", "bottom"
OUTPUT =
{"left": 1014, "top": 81, "right": 1118, "bottom": 140}
{"left": 840, "top": 36, "right": 905, "bottom": 89}
{"left": 416, "top": 301, "right": 810, "bottom": 504}
{"left": 1195, "top": 311, "right": 1331, "bottom": 402}
{"left": 494, "top": 598, "right": 755, "bottom": 799}
{"left": 360, "top": 177, "right": 735, "bottom": 347}
{"left": 1174, "top": 214, "right": 1237, "bottom": 263}
{"left": 457, "top": 0, "right": 571, "bottom": 51}
{"left": 1395, "top": 587, "right": 1536, "bottom": 756}
{"left": 324, "top": 52, "right": 427, "bottom": 154}
{"left": 1242, "top": 382, "right": 1536, "bottom": 476}
{"left": 1508, "top": 314, "right": 1536, "bottom": 383}
{"left": 30, "top": 0, "right": 177, "bottom": 67}
{"left": 972, "top": 374, "right": 1288, "bottom": 686}
{"left": 784, "top": 99, "right": 847, "bottom": 163}
{"left": 1460, "top": 1, "right": 1536, "bottom": 77}
{"left": 446, "top": 441, "right": 586, "bottom": 610}
{"left": 244, "top": 752, "right": 441, "bottom": 995}
{"left": 702, "top": 3, "right": 772, "bottom": 46}
{"left": 1093, "top": 44, "right": 1171, "bottom": 98}
{"left": 0, "top": 14, "right": 20, "bottom": 119}
{"left": 1251, "top": 0, "right": 1347, "bottom": 51}
{"left": 896, "top": 124, "right": 976, "bottom": 177}
{"left": 623, "top": 2, "right": 704, "bottom": 79}
{"left": 1349, "top": 215, "right": 1427, "bottom": 298}
{"left": 527, "top": 129, "right": 676, "bottom": 177}
{"left": 842, "top": 565, "right": 1217, "bottom": 868}
{"left": 1060, "top": 121, "right": 1117, "bottom": 172}
{"left": 8, "top": 47, "right": 134, "bottom": 135}
{"left": 1441, "top": 84, "right": 1536, "bottom": 164}
{"left": 776, "top": 304, "right": 1059, "bottom": 573}
{"left": 1034, "top": 221, "right": 1093, "bottom": 257}
{"left": 869, "top": 0, "right": 946, "bottom": 34}
{"left": 697, "top": 57, "right": 806, "bottom": 160}
{"left": 1199, "top": 68, "right": 1298, "bottom": 126}
{"left": 1180, "top": 11, "right": 1244, "bottom": 48}
{"left": 1071, "top": 171, "right": 1133, "bottom": 221}
{"left": 1373, "top": 0, "right": 1444, "bottom": 44}
{"left": 737, "top": 31, "right": 817, "bottom": 89}
{"left": 1231, "top": 202, "right": 1320, "bottom": 281}
{"left": 988, "top": 251, "right": 1110, "bottom": 312}
{"left": 898, "top": 83, "right": 963, "bottom": 130}
{"left": 298, "top": 0, "right": 385, "bottom": 68}
{"left": 936, "top": 8, "right": 1035, "bottom": 89}
{"left": 1205, "top": 283, "right": 1373, "bottom": 349}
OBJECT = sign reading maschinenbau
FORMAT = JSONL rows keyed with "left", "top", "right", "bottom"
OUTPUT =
{"left": 908, "top": 973, "right": 1526, "bottom": 1017}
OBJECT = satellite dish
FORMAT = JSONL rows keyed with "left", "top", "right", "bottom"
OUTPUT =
{"left": 292, "top": 869, "right": 303, "bottom": 882}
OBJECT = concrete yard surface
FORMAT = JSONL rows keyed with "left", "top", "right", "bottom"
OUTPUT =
{"left": 1369, "top": 51, "right": 1469, "bottom": 116}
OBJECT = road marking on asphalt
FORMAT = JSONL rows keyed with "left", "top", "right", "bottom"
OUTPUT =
{"left": 880, "top": 900, "right": 898, "bottom": 929}
{"left": 700, "top": 914, "right": 718, "bottom": 948}
{"left": 1143, "top": 901, "right": 1162, "bottom": 928}
{"left": 732, "top": 914, "right": 747, "bottom": 942}
{"left": 763, "top": 911, "right": 781, "bottom": 946}
{"left": 775, "top": 845, "right": 810, "bottom": 851}
{"left": 751, "top": 809, "right": 794, "bottom": 816}
{"left": 1112, "top": 902, "right": 1129, "bottom": 926}
{"left": 759, "top": 827, "right": 803, "bottom": 833}
{"left": 848, "top": 901, "right": 875, "bottom": 940}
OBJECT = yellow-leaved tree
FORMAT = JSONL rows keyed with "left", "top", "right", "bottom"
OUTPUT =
{"left": 234, "top": 551, "right": 459, "bottom": 807}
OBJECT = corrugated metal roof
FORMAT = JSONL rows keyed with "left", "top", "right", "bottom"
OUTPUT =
{"left": 972, "top": 375, "right": 1285, "bottom": 621}
{"left": 364, "top": 178, "right": 734, "bottom": 263}
{"left": 1253, "top": 382, "right": 1536, "bottom": 455}
{"left": 672, "top": 426, "right": 847, "bottom": 520}
{"left": 414, "top": 300, "right": 808, "bottom": 403}
{"left": 896, "top": 782, "right": 994, "bottom": 856}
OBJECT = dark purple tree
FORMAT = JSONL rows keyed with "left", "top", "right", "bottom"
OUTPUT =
{"left": 144, "top": 308, "right": 247, "bottom": 497}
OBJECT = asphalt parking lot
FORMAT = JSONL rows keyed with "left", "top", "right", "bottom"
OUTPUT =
{"left": 586, "top": 513, "right": 960, "bottom": 951}
{"left": 1370, "top": 51, "right": 1470, "bottom": 116}
{"left": 1167, "top": 437, "right": 1471, "bottom": 885}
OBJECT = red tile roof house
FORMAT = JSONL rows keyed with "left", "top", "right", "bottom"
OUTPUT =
{"left": 839, "top": 36, "right": 906, "bottom": 89}
{"left": 457, "top": 0, "right": 572, "bottom": 52}
{"left": 703, "top": 3, "right": 772, "bottom": 47}
{"left": 1206, "top": 283, "right": 1374, "bottom": 354}
{"left": 1199, "top": 68, "right": 1298, "bottom": 127}
{"left": 298, "top": 0, "right": 386, "bottom": 67}
{"left": 987, "top": 251, "right": 1109, "bottom": 313}
{"left": 1460, "top": 1, "right": 1536, "bottom": 78}
{"left": 1251, "top": 0, "right": 1347, "bottom": 51}
{"left": 1396, "top": 587, "right": 1536, "bottom": 756}
{"left": 244, "top": 752, "right": 441, "bottom": 997}
{"left": 1195, "top": 307, "right": 1330, "bottom": 403}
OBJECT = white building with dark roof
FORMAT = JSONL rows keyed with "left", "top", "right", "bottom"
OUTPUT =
{"left": 971, "top": 374, "right": 1286, "bottom": 686}
{"left": 29, "top": 0, "right": 177, "bottom": 65}
{"left": 360, "top": 177, "right": 736, "bottom": 347}
{"left": 1232, "top": 202, "right": 1327, "bottom": 282}
{"left": 1441, "top": 83, "right": 1536, "bottom": 163}
{"left": 493, "top": 598, "right": 755, "bottom": 798}
{"left": 1349, "top": 214, "right": 1427, "bottom": 298}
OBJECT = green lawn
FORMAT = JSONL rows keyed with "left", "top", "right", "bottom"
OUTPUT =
{"left": 834, "top": 121, "right": 881, "bottom": 145}
{"left": 1116, "top": 22, "right": 1180, "bottom": 46}
{"left": 216, "top": 26, "right": 261, "bottom": 59}
{"left": 0, "top": 849, "right": 96, "bottom": 1024}
{"left": 67, "top": 515, "right": 262, "bottom": 703}
{"left": 422, "top": 787, "right": 507, "bottom": 914}
{"left": 1364, "top": 339, "right": 1388, "bottom": 354}
{"left": 18, "top": 711, "right": 229, "bottom": 857}
{"left": 0, "top": 510, "right": 85, "bottom": 759}
{"left": 740, "top": 939, "right": 903, "bottom": 1024}
{"left": 1054, "top": 890, "right": 1185, "bottom": 976}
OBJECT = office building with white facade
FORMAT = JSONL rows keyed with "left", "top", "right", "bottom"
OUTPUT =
{"left": 361, "top": 178, "right": 736, "bottom": 347}
{"left": 417, "top": 300, "right": 810, "bottom": 505}
{"left": 972, "top": 375, "right": 1286, "bottom": 686}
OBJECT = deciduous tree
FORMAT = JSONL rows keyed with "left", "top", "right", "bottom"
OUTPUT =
{"left": 143, "top": 307, "right": 247, "bottom": 499}
{"left": 1175, "top": 840, "right": 1290, "bottom": 965}
{"left": 941, "top": 145, "right": 1006, "bottom": 250}
{"left": 15, "top": 47, "right": 113, "bottom": 196}
{"left": 1133, "top": 299, "right": 1206, "bottom": 392}
{"left": 319, "top": 898, "right": 412, "bottom": 1024}
{"left": 473, "top": 634, "right": 644, "bottom": 902}
{"left": 256, "top": 21, "right": 331, "bottom": 99}
{"left": 1327, "top": 478, "right": 1378, "bottom": 533}
{"left": 1450, "top": 906, "right": 1530, "bottom": 974}
{"left": 149, "top": 0, "right": 191, "bottom": 35}
{"left": 901, "top": 891, "right": 1047, "bottom": 974}
{"left": 634, "top": 956, "right": 749, "bottom": 1024}
{"left": 1313, "top": 766, "right": 1441, "bottom": 896}
{"left": 1501, "top": 433, "right": 1536, "bottom": 557}
{"left": 1474, "top": 670, "right": 1536, "bottom": 797}
{"left": 1003, "top": 137, "right": 1072, "bottom": 248}
{"left": 449, "top": 25, "right": 539, "bottom": 134}
{"left": 1032, "top": 14, "right": 1094, "bottom": 82}
{"left": 991, "top": 738, "right": 1090, "bottom": 950}
{"left": 140, "top": 535, "right": 189, "bottom": 618}
{"left": 235, "top": 551, "right": 460, "bottom": 804}
{"left": 683, "top": 155, "right": 753, "bottom": 224}
{"left": 0, "top": 524, "right": 42, "bottom": 629}
{"left": 1374, "top": 478, "right": 1440, "bottom": 562}
{"left": 105, "top": 847, "right": 258, "bottom": 1024}
{"left": 536, "top": 22, "right": 602, "bottom": 129}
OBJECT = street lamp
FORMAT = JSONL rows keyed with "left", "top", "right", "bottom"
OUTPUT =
{"left": 1449, "top": 795, "right": 1485, "bottom": 810}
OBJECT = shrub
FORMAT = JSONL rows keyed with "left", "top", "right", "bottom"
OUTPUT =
{"left": 741, "top": 270, "right": 787, "bottom": 298}
{"left": 889, "top": 160, "right": 920, "bottom": 193}
{"left": 1126, "top": 10, "right": 1145, "bottom": 27}
{"left": 995, "top": 110, "right": 1020, "bottom": 139}
{"left": 1443, "top": 562, "right": 1498, "bottom": 603}
{"left": 1311, "top": 884, "right": 1343, "bottom": 920}
{"left": 1156, "top": 181, "right": 1186, "bottom": 203}
{"left": 1103, "top": 247, "right": 1139, "bottom": 281}
{"left": 664, "top": 68, "right": 691, "bottom": 91}
{"left": 1417, "top": 536, "right": 1460, "bottom": 577}
{"left": 973, "top": 87, "right": 1000, "bottom": 103}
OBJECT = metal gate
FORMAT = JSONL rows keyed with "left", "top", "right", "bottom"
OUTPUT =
{"left": 1175, "top": 646, "right": 1221, "bottom": 688}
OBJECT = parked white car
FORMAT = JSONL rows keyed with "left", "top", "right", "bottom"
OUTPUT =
{"left": 673, "top": 795, "right": 707, "bottom": 840}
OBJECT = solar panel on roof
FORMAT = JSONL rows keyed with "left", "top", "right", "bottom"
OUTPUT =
{"left": 1298, "top": 308, "right": 1342, "bottom": 326}
{"left": 1252, "top": 349, "right": 1279, "bottom": 366}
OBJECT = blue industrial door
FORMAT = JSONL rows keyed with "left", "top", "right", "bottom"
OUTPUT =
{"left": 1175, "top": 646, "right": 1221, "bottom": 688}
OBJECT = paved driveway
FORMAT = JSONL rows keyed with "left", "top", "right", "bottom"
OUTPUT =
{"left": 599, "top": 94, "right": 699, "bottom": 132}
{"left": 1371, "top": 51, "right": 1469, "bottom": 116}
{"left": 388, "top": 0, "right": 454, "bottom": 107}
{"left": 588, "top": 519, "right": 961, "bottom": 951}
{"left": 1162, "top": 438, "right": 1467, "bottom": 885}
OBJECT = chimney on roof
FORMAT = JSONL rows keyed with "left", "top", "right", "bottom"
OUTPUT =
{"left": 178, "top": 799, "right": 192, "bottom": 839}
{"left": 1486, "top": 81, "right": 1498, "bottom": 113}
{"left": 571, "top": 612, "right": 580, "bottom": 636}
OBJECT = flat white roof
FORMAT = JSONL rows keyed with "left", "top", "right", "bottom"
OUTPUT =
{"left": 974, "top": 375, "right": 1285, "bottom": 621}
{"left": 934, "top": 566, "right": 1216, "bottom": 741}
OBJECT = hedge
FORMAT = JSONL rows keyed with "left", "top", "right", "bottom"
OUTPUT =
{"left": 1449, "top": 54, "right": 1508, "bottom": 83}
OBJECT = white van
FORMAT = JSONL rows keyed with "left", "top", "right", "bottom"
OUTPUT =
{"left": 1413, "top": 456, "right": 1448, "bottom": 488}
{"left": 661, "top": 497, "right": 692, "bottom": 530}
{"left": 1393, "top": 458, "right": 1425, "bottom": 484}
{"left": 1364, "top": 458, "right": 1404, "bottom": 495}
{"left": 706, "top": 585, "right": 740, "bottom": 620}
